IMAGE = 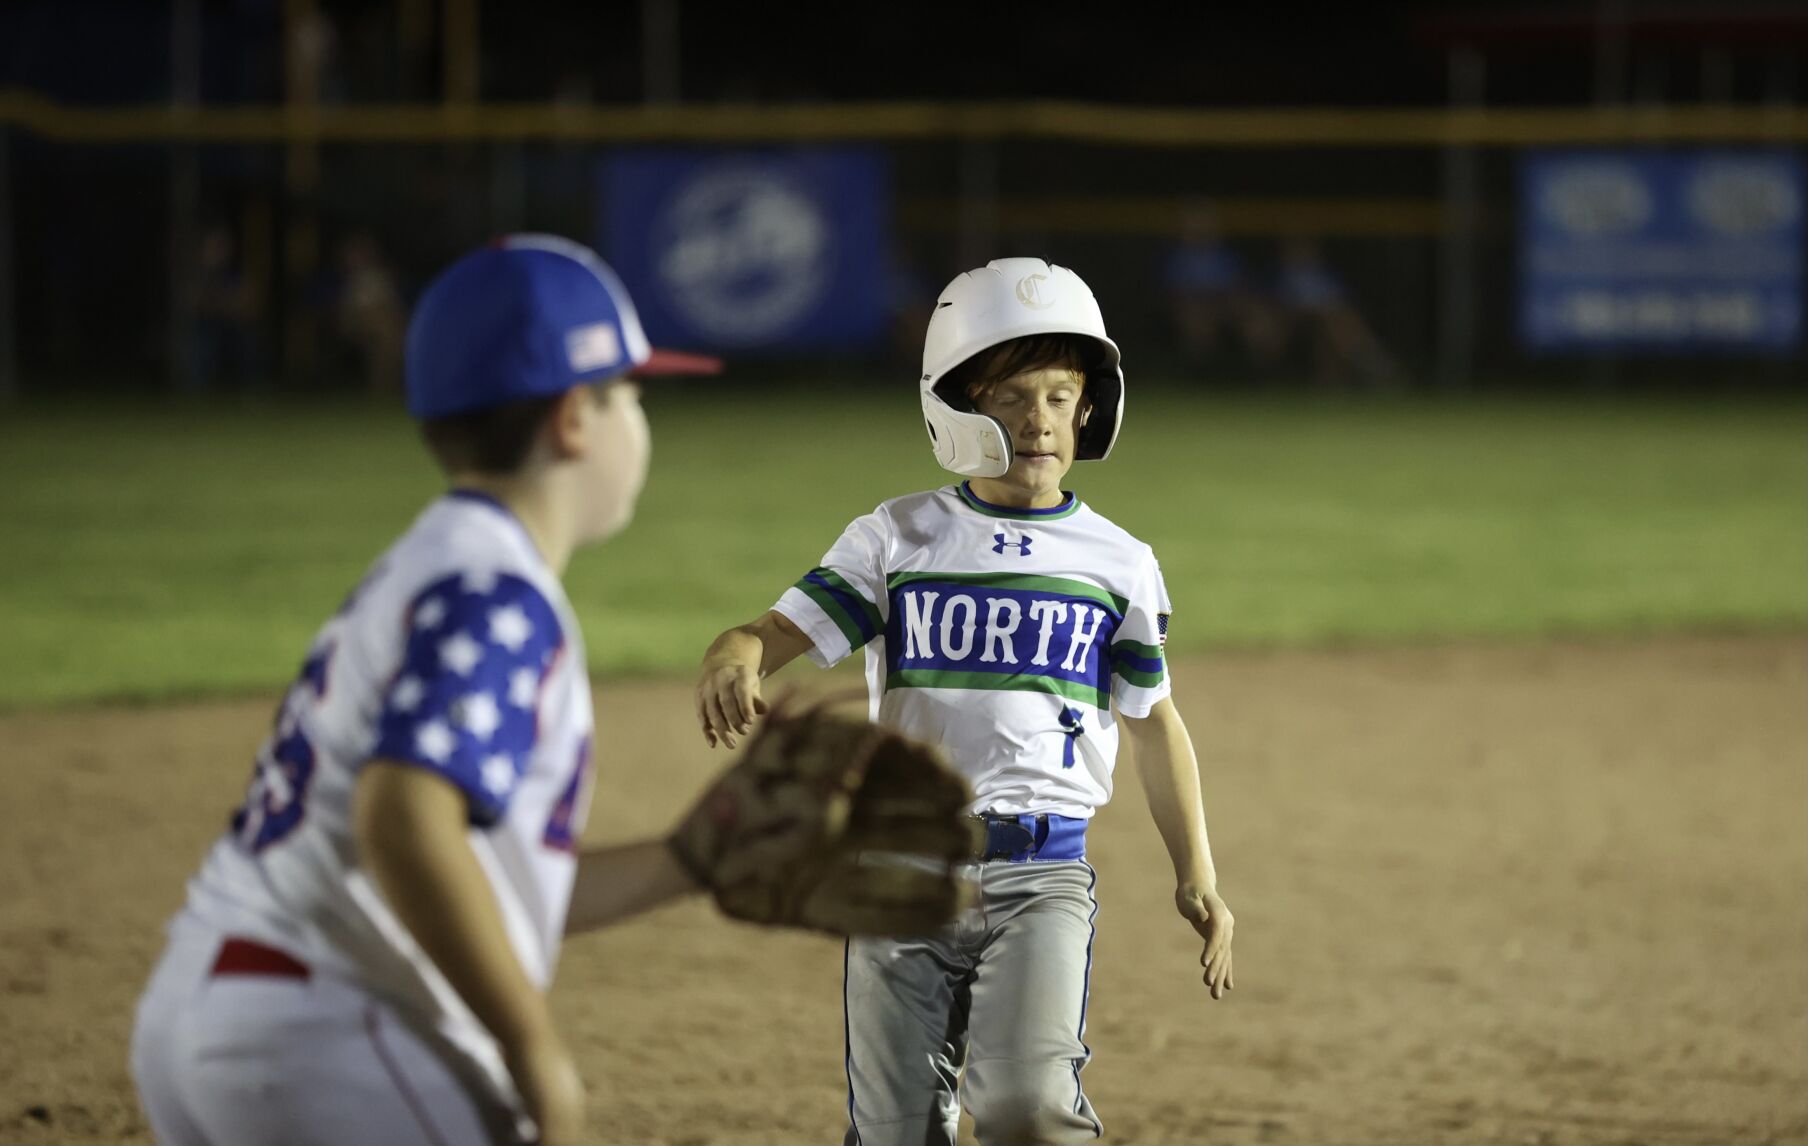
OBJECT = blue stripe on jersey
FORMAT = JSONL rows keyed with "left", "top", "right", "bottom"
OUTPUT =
{"left": 956, "top": 481, "right": 1082, "bottom": 521}
{"left": 805, "top": 569, "right": 881, "bottom": 646}
{"left": 1112, "top": 648, "right": 1163, "bottom": 675}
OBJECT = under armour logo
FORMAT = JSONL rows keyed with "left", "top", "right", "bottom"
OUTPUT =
{"left": 992, "top": 532, "right": 1032, "bottom": 556}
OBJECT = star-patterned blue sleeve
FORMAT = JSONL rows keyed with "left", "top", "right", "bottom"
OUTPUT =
{"left": 371, "top": 570, "right": 566, "bottom": 827}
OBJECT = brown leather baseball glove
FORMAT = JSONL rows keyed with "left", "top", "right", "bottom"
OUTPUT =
{"left": 666, "top": 698, "right": 975, "bottom": 936}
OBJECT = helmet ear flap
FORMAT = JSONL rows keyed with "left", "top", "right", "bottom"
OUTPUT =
{"left": 920, "top": 392, "right": 1013, "bottom": 478}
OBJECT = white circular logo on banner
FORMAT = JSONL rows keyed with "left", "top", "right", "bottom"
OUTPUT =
{"left": 654, "top": 167, "right": 832, "bottom": 345}
{"left": 1687, "top": 160, "right": 1800, "bottom": 236}
{"left": 1541, "top": 163, "right": 1654, "bottom": 236}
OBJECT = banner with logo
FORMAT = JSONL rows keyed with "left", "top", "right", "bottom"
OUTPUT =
{"left": 599, "top": 148, "right": 889, "bottom": 352}
{"left": 1519, "top": 150, "right": 1803, "bottom": 352}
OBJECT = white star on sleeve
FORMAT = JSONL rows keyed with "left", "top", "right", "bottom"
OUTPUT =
{"left": 260, "top": 753, "right": 295, "bottom": 804}
{"left": 413, "top": 596, "right": 448, "bottom": 631}
{"left": 480, "top": 754, "right": 517, "bottom": 796}
{"left": 456, "top": 692, "right": 502, "bottom": 741}
{"left": 390, "top": 675, "right": 425, "bottom": 712}
{"left": 439, "top": 631, "right": 484, "bottom": 676}
{"left": 464, "top": 567, "right": 500, "bottom": 595}
{"left": 415, "top": 720, "right": 455, "bottom": 763}
{"left": 508, "top": 667, "right": 539, "bottom": 709}
{"left": 488, "top": 604, "right": 534, "bottom": 652}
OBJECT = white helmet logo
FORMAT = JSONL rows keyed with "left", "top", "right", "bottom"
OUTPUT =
{"left": 1014, "top": 273, "right": 1055, "bottom": 310}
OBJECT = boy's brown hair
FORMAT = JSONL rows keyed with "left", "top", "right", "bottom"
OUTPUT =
{"left": 418, "top": 380, "right": 613, "bottom": 476}
{"left": 936, "top": 333, "right": 1100, "bottom": 423}
{"left": 418, "top": 394, "right": 564, "bottom": 476}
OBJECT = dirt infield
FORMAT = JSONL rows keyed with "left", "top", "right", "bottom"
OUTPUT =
{"left": 3, "top": 635, "right": 1804, "bottom": 1145}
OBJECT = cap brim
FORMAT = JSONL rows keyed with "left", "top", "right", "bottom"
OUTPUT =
{"left": 633, "top": 348, "right": 725, "bottom": 377}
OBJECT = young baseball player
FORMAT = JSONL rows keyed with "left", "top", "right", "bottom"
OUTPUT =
{"left": 696, "top": 258, "right": 1236, "bottom": 1146}
{"left": 129, "top": 235, "right": 968, "bottom": 1146}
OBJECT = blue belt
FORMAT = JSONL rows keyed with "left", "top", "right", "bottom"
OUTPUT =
{"left": 971, "top": 813, "right": 1087, "bottom": 863}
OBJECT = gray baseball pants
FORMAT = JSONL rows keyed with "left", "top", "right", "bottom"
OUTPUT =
{"left": 842, "top": 857, "right": 1102, "bottom": 1146}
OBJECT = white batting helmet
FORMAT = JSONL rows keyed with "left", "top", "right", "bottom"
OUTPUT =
{"left": 918, "top": 258, "right": 1124, "bottom": 479}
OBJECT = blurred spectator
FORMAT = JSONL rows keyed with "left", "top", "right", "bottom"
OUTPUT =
{"left": 1274, "top": 236, "right": 1399, "bottom": 391}
{"left": 184, "top": 223, "right": 266, "bottom": 394}
{"left": 291, "top": 9, "right": 348, "bottom": 105}
{"left": 332, "top": 233, "right": 407, "bottom": 394}
{"left": 1163, "top": 201, "right": 1284, "bottom": 376}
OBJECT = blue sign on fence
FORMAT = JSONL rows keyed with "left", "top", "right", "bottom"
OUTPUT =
{"left": 1519, "top": 150, "right": 1804, "bottom": 352}
{"left": 599, "top": 149, "right": 889, "bottom": 353}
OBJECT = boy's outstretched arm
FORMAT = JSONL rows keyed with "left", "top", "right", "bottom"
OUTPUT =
{"left": 695, "top": 609, "right": 815, "bottom": 748}
{"left": 563, "top": 840, "right": 699, "bottom": 935}
{"left": 355, "top": 762, "right": 585, "bottom": 1146}
{"left": 1120, "top": 697, "right": 1236, "bottom": 999}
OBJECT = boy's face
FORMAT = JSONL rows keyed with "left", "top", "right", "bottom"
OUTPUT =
{"left": 574, "top": 380, "right": 651, "bottom": 543}
{"left": 973, "top": 366, "right": 1086, "bottom": 501}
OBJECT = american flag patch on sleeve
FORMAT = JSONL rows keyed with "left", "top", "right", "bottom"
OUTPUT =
{"left": 1157, "top": 612, "right": 1170, "bottom": 648}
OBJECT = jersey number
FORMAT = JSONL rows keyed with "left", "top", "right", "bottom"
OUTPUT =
{"left": 231, "top": 643, "right": 331, "bottom": 853}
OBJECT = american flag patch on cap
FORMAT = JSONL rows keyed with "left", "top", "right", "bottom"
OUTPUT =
{"left": 1157, "top": 612, "right": 1170, "bottom": 648}
{"left": 566, "top": 322, "right": 622, "bottom": 373}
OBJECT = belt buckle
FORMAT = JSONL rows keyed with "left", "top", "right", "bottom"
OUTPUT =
{"left": 977, "top": 814, "right": 1039, "bottom": 861}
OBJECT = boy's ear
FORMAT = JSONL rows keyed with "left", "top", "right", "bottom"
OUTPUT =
{"left": 545, "top": 385, "right": 590, "bottom": 460}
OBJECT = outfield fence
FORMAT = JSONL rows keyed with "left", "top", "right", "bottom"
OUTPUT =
{"left": 1, "top": 96, "right": 1803, "bottom": 401}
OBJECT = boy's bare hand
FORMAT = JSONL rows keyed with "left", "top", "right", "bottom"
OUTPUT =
{"left": 695, "top": 662, "right": 768, "bottom": 749}
{"left": 1177, "top": 884, "right": 1235, "bottom": 999}
{"left": 507, "top": 1030, "right": 585, "bottom": 1146}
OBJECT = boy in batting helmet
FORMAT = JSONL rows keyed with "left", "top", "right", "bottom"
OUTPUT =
{"left": 697, "top": 257, "right": 1236, "bottom": 1146}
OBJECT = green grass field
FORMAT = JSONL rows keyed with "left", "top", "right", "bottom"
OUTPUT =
{"left": 1, "top": 387, "right": 1803, "bottom": 708}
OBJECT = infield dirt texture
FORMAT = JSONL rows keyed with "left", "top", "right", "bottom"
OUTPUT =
{"left": 3, "top": 637, "right": 1804, "bottom": 1144}
{"left": 1, "top": 391, "right": 1803, "bottom": 1143}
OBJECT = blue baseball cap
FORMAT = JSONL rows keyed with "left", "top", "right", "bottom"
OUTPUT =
{"left": 405, "top": 234, "right": 721, "bottom": 419}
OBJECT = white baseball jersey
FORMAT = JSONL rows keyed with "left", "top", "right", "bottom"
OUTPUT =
{"left": 774, "top": 482, "right": 1171, "bottom": 819}
{"left": 178, "top": 490, "right": 594, "bottom": 1102}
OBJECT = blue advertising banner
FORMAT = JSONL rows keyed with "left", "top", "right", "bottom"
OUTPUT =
{"left": 1519, "top": 150, "right": 1804, "bottom": 352}
{"left": 599, "top": 148, "right": 889, "bottom": 352}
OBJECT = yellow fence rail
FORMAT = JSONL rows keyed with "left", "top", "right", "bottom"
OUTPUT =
{"left": 2, "top": 91, "right": 1805, "bottom": 146}
{"left": 900, "top": 196, "right": 1448, "bottom": 236}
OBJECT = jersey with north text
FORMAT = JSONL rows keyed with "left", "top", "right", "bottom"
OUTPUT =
{"left": 178, "top": 491, "right": 594, "bottom": 1103}
{"left": 774, "top": 483, "right": 1170, "bottom": 818}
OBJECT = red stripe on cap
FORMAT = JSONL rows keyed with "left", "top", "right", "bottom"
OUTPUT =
{"left": 635, "top": 349, "right": 724, "bottom": 377}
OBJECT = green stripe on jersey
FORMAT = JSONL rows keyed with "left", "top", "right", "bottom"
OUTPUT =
{"left": 885, "top": 668, "right": 1110, "bottom": 711}
{"left": 886, "top": 570, "right": 1128, "bottom": 617}
{"left": 1112, "top": 662, "right": 1165, "bottom": 688}
{"left": 1110, "top": 638, "right": 1165, "bottom": 687}
{"left": 1111, "top": 638, "right": 1163, "bottom": 661}
{"left": 794, "top": 567, "right": 882, "bottom": 649}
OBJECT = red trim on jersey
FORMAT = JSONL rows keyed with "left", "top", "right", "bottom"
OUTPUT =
{"left": 533, "top": 640, "right": 568, "bottom": 741}
{"left": 210, "top": 937, "right": 310, "bottom": 980}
